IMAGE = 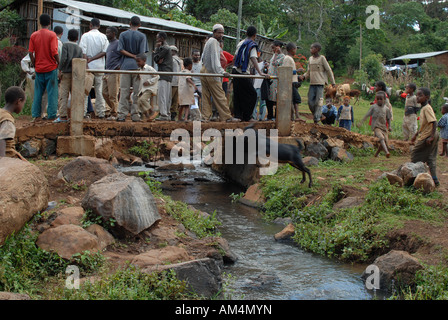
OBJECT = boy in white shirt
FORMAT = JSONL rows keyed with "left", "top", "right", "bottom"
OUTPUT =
{"left": 135, "top": 54, "right": 159, "bottom": 122}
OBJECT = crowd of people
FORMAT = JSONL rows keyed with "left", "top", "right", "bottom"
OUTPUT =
{"left": 1, "top": 13, "right": 447, "bottom": 187}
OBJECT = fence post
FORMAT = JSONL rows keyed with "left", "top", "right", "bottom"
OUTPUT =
{"left": 276, "top": 66, "right": 292, "bottom": 136}
{"left": 71, "top": 58, "right": 86, "bottom": 136}
{"left": 56, "top": 58, "right": 95, "bottom": 156}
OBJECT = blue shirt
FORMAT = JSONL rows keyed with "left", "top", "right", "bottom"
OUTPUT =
{"left": 438, "top": 113, "right": 448, "bottom": 139}
{"left": 118, "top": 29, "right": 148, "bottom": 70}
{"left": 105, "top": 39, "right": 121, "bottom": 70}
{"left": 322, "top": 104, "right": 337, "bottom": 117}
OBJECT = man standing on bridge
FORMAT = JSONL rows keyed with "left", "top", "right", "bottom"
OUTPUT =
{"left": 116, "top": 16, "right": 149, "bottom": 122}
{"left": 200, "top": 24, "right": 240, "bottom": 122}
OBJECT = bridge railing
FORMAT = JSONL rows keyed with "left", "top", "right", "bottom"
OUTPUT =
{"left": 71, "top": 58, "right": 293, "bottom": 138}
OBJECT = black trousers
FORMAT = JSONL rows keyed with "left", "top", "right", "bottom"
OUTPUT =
{"left": 232, "top": 69, "right": 257, "bottom": 121}
{"left": 266, "top": 100, "right": 276, "bottom": 120}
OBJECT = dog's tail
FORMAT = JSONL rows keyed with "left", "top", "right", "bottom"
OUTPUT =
{"left": 295, "top": 139, "right": 304, "bottom": 151}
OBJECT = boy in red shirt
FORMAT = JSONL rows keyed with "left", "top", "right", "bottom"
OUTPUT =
{"left": 29, "top": 14, "right": 59, "bottom": 122}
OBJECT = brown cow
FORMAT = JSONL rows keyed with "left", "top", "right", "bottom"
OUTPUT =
{"left": 324, "top": 85, "right": 337, "bottom": 100}
{"left": 349, "top": 89, "right": 361, "bottom": 105}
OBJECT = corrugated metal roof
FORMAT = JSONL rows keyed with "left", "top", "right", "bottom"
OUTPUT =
{"left": 52, "top": 0, "right": 212, "bottom": 35}
{"left": 390, "top": 50, "right": 448, "bottom": 61}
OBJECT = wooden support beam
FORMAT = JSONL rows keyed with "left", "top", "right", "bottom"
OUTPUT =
{"left": 71, "top": 58, "right": 86, "bottom": 136}
{"left": 276, "top": 66, "right": 292, "bottom": 136}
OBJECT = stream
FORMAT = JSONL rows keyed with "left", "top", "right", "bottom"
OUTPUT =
{"left": 119, "top": 160, "right": 387, "bottom": 300}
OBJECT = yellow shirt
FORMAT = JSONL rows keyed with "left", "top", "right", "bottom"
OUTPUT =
{"left": 417, "top": 104, "right": 437, "bottom": 141}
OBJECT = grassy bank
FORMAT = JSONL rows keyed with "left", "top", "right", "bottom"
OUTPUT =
{"left": 259, "top": 155, "right": 447, "bottom": 263}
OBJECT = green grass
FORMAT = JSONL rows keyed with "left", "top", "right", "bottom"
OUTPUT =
{"left": 258, "top": 156, "right": 447, "bottom": 262}
{"left": 297, "top": 80, "right": 406, "bottom": 140}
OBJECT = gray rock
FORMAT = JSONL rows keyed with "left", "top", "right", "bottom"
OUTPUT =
{"left": 302, "top": 156, "right": 319, "bottom": 167}
{"left": 305, "top": 142, "right": 328, "bottom": 160}
{"left": 19, "top": 139, "right": 41, "bottom": 157}
{"left": 41, "top": 138, "right": 56, "bottom": 157}
{"left": 82, "top": 172, "right": 161, "bottom": 236}
{"left": 330, "top": 147, "right": 354, "bottom": 163}
{"left": 397, "top": 162, "right": 429, "bottom": 186}
{"left": 361, "top": 250, "right": 423, "bottom": 291}
{"left": 142, "top": 258, "right": 222, "bottom": 298}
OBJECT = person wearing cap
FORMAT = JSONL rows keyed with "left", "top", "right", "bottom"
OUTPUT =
{"left": 154, "top": 32, "right": 173, "bottom": 121}
{"left": 200, "top": 24, "right": 239, "bottom": 122}
{"left": 170, "top": 45, "right": 183, "bottom": 121}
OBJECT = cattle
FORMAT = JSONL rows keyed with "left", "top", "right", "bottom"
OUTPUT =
{"left": 324, "top": 85, "right": 337, "bottom": 100}
{"left": 336, "top": 83, "right": 351, "bottom": 98}
{"left": 349, "top": 89, "right": 361, "bottom": 105}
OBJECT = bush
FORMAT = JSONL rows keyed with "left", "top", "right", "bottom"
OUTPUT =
{"left": 0, "top": 42, "right": 27, "bottom": 106}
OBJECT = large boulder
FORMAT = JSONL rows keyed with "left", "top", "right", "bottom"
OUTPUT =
{"left": 85, "top": 224, "right": 115, "bottom": 250}
{"left": 413, "top": 173, "right": 435, "bottom": 194}
{"left": 142, "top": 258, "right": 222, "bottom": 298}
{"left": 36, "top": 224, "right": 101, "bottom": 259}
{"left": 50, "top": 207, "right": 85, "bottom": 228}
{"left": 0, "top": 158, "right": 50, "bottom": 245}
{"left": 397, "top": 162, "right": 429, "bottom": 186}
{"left": 82, "top": 172, "right": 161, "bottom": 236}
{"left": 59, "top": 156, "right": 118, "bottom": 187}
{"left": 361, "top": 250, "right": 423, "bottom": 291}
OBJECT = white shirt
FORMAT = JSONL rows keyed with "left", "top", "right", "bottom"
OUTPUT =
{"left": 253, "top": 61, "right": 265, "bottom": 89}
{"left": 79, "top": 29, "right": 109, "bottom": 70}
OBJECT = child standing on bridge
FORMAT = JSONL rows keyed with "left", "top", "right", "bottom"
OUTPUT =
{"left": 358, "top": 91, "right": 392, "bottom": 158}
{"left": 135, "top": 53, "right": 159, "bottom": 122}
{"left": 299, "top": 43, "right": 335, "bottom": 124}
{"left": 178, "top": 57, "right": 197, "bottom": 122}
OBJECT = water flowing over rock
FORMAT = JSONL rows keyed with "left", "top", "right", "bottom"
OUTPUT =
{"left": 59, "top": 156, "right": 118, "bottom": 186}
{"left": 82, "top": 172, "right": 161, "bottom": 236}
{"left": 0, "top": 158, "right": 49, "bottom": 245}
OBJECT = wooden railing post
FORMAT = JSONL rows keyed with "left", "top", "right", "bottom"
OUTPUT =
{"left": 56, "top": 58, "right": 95, "bottom": 156}
{"left": 276, "top": 66, "right": 292, "bottom": 136}
{"left": 71, "top": 58, "right": 86, "bottom": 136}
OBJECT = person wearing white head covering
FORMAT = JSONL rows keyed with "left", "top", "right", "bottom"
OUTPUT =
{"left": 200, "top": 25, "right": 239, "bottom": 122}
{"left": 170, "top": 45, "right": 183, "bottom": 120}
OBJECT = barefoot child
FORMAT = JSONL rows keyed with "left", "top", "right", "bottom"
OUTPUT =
{"left": 136, "top": 53, "right": 159, "bottom": 122}
{"left": 178, "top": 57, "right": 197, "bottom": 122}
{"left": 402, "top": 83, "right": 419, "bottom": 141}
{"left": 410, "top": 87, "right": 440, "bottom": 186}
{"left": 0, "top": 86, "right": 27, "bottom": 160}
{"left": 357, "top": 91, "right": 392, "bottom": 158}
{"left": 438, "top": 104, "right": 448, "bottom": 157}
